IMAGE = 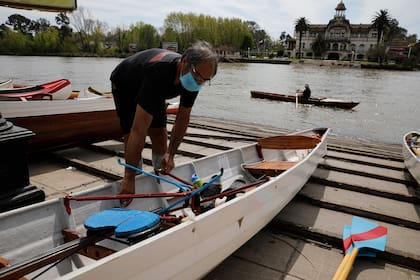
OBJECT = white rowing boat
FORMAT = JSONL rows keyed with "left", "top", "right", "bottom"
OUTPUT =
{"left": 403, "top": 131, "right": 420, "bottom": 185}
{"left": 0, "top": 127, "right": 329, "bottom": 280}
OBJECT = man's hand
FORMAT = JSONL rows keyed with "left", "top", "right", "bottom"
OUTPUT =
{"left": 161, "top": 153, "right": 175, "bottom": 173}
{"left": 119, "top": 177, "right": 135, "bottom": 207}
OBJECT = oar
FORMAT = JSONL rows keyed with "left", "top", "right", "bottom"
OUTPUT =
{"left": 118, "top": 159, "right": 192, "bottom": 192}
{"left": 333, "top": 216, "right": 387, "bottom": 280}
{"left": 295, "top": 92, "right": 299, "bottom": 108}
{"left": 332, "top": 224, "right": 376, "bottom": 280}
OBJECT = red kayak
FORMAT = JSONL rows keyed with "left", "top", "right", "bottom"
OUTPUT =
{"left": 0, "top": 79, "right": 71, "bottom": 100}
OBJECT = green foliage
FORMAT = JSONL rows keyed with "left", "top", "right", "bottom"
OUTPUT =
{"left": 311, "top": 34, "right": 327, "bottom": 57}
{"left": 0, "top": 10, "right": 263, "bottom": 56}
{"left": 371, "top": 9, "right": 392, "bottom": 45}
{"left": 295, "top": 17, "right": 309, "bottom": 59}
{"left": 163, "top": 12, "right": 253, "bottom": 52}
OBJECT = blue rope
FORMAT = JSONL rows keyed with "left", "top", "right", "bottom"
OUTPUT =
{"left": 118, "top": 159, "right": 192, "bottom": 192}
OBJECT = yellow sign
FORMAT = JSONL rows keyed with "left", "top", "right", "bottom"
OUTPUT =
{"left": 0, "top": 0, "right": 77, "bottom": 11}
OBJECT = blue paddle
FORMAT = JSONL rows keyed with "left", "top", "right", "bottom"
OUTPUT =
{"left": 333, "top": 216, "right": 387, "bottom": 280}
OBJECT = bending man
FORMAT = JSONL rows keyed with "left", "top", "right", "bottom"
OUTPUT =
{"left": 110, "top": 41, "right": 218, "bottom": 204}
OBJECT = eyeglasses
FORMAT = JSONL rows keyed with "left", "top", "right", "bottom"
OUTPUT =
{"left": 191, "top": 64, "right": 212, "bottom": 85}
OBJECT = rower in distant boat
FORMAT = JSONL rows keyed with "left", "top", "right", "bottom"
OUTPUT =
{"left": 296, "top": 83, "right": 311, "bottom": 100}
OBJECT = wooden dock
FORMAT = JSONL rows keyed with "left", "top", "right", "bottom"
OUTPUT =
{"left": 26, "top": 116, "right": 420, "bottom": 279}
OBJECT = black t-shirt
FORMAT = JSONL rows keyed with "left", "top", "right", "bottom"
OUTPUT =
{"left": 110, "top": 48, "right": 198, "bottom": 116}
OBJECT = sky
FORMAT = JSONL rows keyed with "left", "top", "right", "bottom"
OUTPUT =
{"left": 0, "top": 0, "right": 419, "bottom": 39}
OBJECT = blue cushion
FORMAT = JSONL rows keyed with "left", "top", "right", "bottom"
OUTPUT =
{"left": 84, "top": 208, "right": 160, "bottom": 238}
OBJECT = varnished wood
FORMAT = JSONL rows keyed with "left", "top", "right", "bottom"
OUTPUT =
{"left": 258, "top": 135, "right": 320, "bottom": 150}
{"left": 244, "top": 161, "right": 296, "bottom": 177}
{"left": 9, "top": 110, "right": 123, "bottom": 154}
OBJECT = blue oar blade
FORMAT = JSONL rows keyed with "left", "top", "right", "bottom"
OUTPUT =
{"left": 351, "top": 216, "right": 387, "bottom": 252}
{"left": 343, "top": 224, "right": 354, "bottom": 254}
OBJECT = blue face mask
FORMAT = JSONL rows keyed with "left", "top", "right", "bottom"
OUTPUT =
{"left": 180, "top": 72, "right": 203, "bottom": 92}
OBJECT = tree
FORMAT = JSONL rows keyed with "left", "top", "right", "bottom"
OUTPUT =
{"left": 70, "top": 7, "right": 98, "bottom": 51}
{"left": 55, "top": 12, "right": 72, "bottom": 41}
{"left": 371, "top": 9, "right": 391, "bottom": 45}
{"left": 31, "top": 18, "right": 50, "bottom": 34}
{"left": 311, "top": 33, "right": 327, "bottom": 58}
{"left": 6, "top": 14, "right": 33, "bottom": 35}
{"left": 295, "top": 17, "right": 309, "bottom": 59}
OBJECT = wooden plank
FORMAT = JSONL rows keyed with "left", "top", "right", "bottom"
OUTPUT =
{"left": 258, "top": 135, "right": 320, "bottom": 150}
{"left": 320, "top": 158, "right": 414, "bottom": 184}
{"left": 244, "top": 161, "right": 296, "bottom": 177}
{"left": 311, "top": 169, "right": 418, "bottom": 201}
{"left": 326, "top": 150, "right": 405, "bottom": 170}
{"left": 300, "top": 183, "right": 420, "bottom": 229}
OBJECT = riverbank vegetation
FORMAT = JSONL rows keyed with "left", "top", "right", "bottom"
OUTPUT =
{"left": 0, "top": 8, "right": 280, "bottom": 57}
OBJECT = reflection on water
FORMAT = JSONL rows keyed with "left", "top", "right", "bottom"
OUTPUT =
{"left": 0, "top": 56, "right": 419, "bottom": 144}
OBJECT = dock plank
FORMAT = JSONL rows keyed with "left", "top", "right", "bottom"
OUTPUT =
{"left": 311, "top": 168, "right": 417, "bottom": 200}
{"left": 273, "top": 201, "right": 420, "bottom": 267}
{"left": 321, "top": 158, "right": 414, "bottom": 184}
{"left": 326, "top": 150, "right": 405, "bottom": 170}
{"left": 300, "top": 183, "right": 420, "bottom": 228}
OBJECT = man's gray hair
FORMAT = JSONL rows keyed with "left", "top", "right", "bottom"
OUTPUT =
{"left": 182, "top": 41, "right": 218, "bottom": 76}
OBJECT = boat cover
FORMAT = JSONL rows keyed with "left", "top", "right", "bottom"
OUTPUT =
{"left": 84, "top": 208, "right": 160, "bottom": 238}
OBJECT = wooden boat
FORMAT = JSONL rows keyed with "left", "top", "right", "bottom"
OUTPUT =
{"left": 0, "top": 79, "right": 72, "bottom": 101}
{"left": 0, "top": 127, "right": 329, "bottom": 280}
{"left": 251, "top": 90, "right": 359, "bottom": 109}
{"left": 403, "top": 131, "right": 420, "bottom": 185}
{"left": 0, "top": 92, "right": 179, "bottom": 153}
{"left": 0, "top": 95, "right": 121, "bottom": 153}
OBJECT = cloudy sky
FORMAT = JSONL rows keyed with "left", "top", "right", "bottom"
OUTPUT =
{"left": 0, "top": 0, "right": 418, "bottom": 39}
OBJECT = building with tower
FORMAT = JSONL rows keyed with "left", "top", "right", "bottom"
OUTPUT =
{"left": 288, "top": 1, "right": 380, "bottom": 60}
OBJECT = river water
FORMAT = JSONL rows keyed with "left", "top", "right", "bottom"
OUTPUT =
{"left": 1, "top": 55, "right": 419, "bottom": 144}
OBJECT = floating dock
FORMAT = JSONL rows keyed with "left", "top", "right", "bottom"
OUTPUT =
{"left": 26, "top": 116, "right": 420, "bottom": 279}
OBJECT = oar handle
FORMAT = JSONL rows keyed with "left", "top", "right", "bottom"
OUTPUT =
{"left": 331, "top": 253, "right": 351, "bottom": 280}
{"left": 338, "top": 247, "right": 359, "bottom": 280}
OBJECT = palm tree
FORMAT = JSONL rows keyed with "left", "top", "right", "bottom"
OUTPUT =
{"left": 294, "top": 17, "right": 309, "bottom": 59}
{"left": 371, "top": 9, "right": 391, "bottom": 45}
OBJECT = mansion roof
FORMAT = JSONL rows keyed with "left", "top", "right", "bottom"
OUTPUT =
{"left": 307, "top": 23, "right": 373, "bottom": 33}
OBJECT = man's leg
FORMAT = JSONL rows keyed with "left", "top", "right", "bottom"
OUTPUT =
{"left": 148, "top": 127, "right": 167, "bottom": 169}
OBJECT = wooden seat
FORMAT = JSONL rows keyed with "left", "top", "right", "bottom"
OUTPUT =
{"left": 244, "top": 161, "right": 296, "bottom": 177}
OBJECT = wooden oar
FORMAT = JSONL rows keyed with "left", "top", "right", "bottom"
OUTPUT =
{"left": 87, "top": 86, "right": 113, "bottom": 98}
{"left": 333, "top": 216, "right": 387, "bottom": 280}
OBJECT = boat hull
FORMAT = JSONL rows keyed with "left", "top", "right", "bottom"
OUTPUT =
{"left": 403, "top": 131, "right": 420, "bottom": 185}
{"left": 0, "top": 98, "right": 122, "bottom": 153}
{"left": 250, "top": 90, "right": 359, "bottom": 109}
{"left": 0, "top": 128, "right": 329, "bottom": 280}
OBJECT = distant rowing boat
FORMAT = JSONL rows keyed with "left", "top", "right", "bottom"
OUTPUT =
{"left": 250, "top": 90, "right": 359, "bottom": 109}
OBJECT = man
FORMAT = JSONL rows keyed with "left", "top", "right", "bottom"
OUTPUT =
{"left": 110, "top": 41, "right": 218, "bottom": 204}
{"left": 296, "top": 83, "right": 311, "bottom": 99}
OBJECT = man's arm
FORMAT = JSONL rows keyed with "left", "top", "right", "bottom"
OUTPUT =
{"left": 163, "top": 105, "right": 192, "bottom": 171}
